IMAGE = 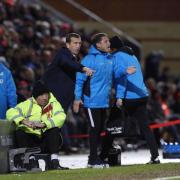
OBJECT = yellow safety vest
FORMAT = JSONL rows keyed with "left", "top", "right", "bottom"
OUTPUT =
{"left": 6, "top": 93, "right": 66, "bottom": 137}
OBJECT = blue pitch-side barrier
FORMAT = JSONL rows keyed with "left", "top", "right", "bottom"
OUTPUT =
{"left": 162, "top": 142, "right": 180, "bottom": 159}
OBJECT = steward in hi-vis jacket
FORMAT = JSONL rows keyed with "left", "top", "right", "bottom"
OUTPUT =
{"left": 6, "top": 81, "right": 68, "bottom": 170}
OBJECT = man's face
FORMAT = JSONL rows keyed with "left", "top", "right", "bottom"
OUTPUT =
{"left": 66, "top": 37, "right": 82, "bottom": 56}
{"left": 96, "top": 36, "right": 110, "bottom": 53}
{"left": 36, "top": 93, "right": 49, "bottom": 107}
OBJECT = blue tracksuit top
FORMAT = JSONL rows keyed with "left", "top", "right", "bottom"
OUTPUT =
{"left": 0, "top": 63, "right": 17, "bottom": 119}
{"left": 75, "top": 46, "right": 114, "bottom": 108}
{"left": 113, "top": 51, "right": 149, "bottom": 99}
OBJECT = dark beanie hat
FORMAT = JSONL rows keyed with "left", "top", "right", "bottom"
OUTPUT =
{"left": 110, "top": 36, "right": 124, "bottom": 49}
{"left": 32, "top": 81, "right": 50, "bottom": 98}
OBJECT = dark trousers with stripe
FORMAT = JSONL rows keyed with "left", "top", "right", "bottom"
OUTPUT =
{"left": 15, "top": 127, "right": 62, "bottom": 154}
{"left": 85, "top": 108, "right": 107, "bottom": 162}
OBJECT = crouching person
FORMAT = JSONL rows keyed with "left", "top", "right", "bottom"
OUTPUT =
{"left": 6, "top": 81, "right": 69, "bottom": 170}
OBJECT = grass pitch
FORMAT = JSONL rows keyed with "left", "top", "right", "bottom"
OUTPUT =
{"left": 1, "top": 163, "right": 180, "bottom": 180}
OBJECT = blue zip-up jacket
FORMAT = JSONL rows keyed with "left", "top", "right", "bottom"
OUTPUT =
{"left": 0, "top": 63, "right": 17, "bottom": 119}
{"left": 75, "top": 46, "right": 115, "bottom": 108}
{"left": 113, "top": 51, "right": 149, "bottom": 99}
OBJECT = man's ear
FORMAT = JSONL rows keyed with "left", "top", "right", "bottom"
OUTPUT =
{"left": 66, "top": 42, "right": 70, "bottom": 48}
{"left": 96, "top": 42, "right": 100, "bottom": 49}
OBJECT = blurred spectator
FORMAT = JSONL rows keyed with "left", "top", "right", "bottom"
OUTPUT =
{"left": 15, "top": 66, "right": 35, "bottom": 85}
{"left": 159, "top": 66, "right": 171, "bottom": 82}
{"left": 146, "top": 80, "right": 165, "bottom": 146}
{"left": 40, "top": 49, "right": 53, "bottom": 69}
{"left": 17, "top": 80, "right": 31, "bottom": 102}
{"left": 145, "top": 50, "right": 164, "bottom": 81}
{"left": 171, "top": 89, "right": 180, "bottom": 115}
{"left": 0, "top": 56, "right": 9, "bottom": 67}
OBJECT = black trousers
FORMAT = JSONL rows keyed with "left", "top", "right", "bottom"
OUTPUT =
{"left": 15, "top": 127, "right": 62, "bottom": 154}
{"left": 124, "top": 97, "right": 159, "bottom": 158}
{"left": 85, "top": 108, "right": 107, "bottom": 162}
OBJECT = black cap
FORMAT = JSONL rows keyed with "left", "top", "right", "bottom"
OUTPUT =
{"left": 110, "top": 36, "right": 124, "bottom": 49}
{"left": 32, "top": 81, "right": 50, "bottom": 98}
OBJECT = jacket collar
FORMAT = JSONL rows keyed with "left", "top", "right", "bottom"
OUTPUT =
{"left": 89, "top": 45, "right": 109, "bottom": 56}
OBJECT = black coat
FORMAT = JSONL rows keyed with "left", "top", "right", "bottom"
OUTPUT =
{"left": 42, "top": 47, "right": 84, "bottom": 112}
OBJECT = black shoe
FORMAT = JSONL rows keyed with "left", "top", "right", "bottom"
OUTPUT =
{"left": 147, "top": 157, "right": 160, "bottom": 164}
{"left": 51, "top": 159, "right": 69, "bottom": 170}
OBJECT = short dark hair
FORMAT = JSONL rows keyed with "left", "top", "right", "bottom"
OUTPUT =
{"left": 32, "top": 80, "right": 50, "bottom": 99}
{"left": 66, "top": 33, "right": 81, "bottom": 43}
{"left": 91, "top": 33, "right": 108, "bottom": 45}
{"left": 110, "top": 36, "right": 124, "bottom": 49}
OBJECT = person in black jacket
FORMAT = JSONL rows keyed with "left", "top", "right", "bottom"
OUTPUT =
{"left": 42, "top": 33, "right": 93, "bottom": 113}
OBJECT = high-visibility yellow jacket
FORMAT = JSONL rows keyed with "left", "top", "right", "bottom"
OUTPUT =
{"left": 6, "top": 93, "right": 66, "bottom": 137}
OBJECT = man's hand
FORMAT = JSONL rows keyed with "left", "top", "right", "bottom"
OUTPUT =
{"left": 33, "top": 121, "right": 46, "bottom": 129}
{"left": 126, "top": 66, "right": 136, "bottom": 74}
{"left": 116, "top": 99, "right": 123, "bottom": 108}
{"left": 21, "top": 120, "right": 46, "bottom": 129}
{"left": 82, "top": 67, "right": 94, "bottom": 76}
{"left": 21, "top": 119, "right": 36, "bottom": 129}
{"left": 73, "top": 100, "right": 83, "bottom": 113}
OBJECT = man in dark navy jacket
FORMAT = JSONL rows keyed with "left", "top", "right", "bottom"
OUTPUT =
{"left": 42, "top": 33, "right": 93, "bottom": 113}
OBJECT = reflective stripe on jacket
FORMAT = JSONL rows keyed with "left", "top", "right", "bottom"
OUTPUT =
{"left": 6, "top": 93, "right": 66, "bottom": 137}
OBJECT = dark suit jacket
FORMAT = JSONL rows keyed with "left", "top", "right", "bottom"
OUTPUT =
{"left": 42, "top": 47, "right": 84, "bottom": 112}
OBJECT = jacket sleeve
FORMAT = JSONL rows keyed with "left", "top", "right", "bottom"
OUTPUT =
{"left": 57, "top": 52, "right": 84, "bottom": 72}
{"left": 74, "top": 56, "right": 91, "bottom": 100}
{"left": 113, "top": 54, "right": 128, "bottom": 99}
{"left": 116, "top": 76, "right": 127, "bottom": 99}
{"left": 5, "top": 68, "right": 17, "bottom": 108}
{"left": 113, "top": 55, "right": 127, "bottom": 78}
{"left": 42, "top": 101, "right": 66, "bottom": 129}
{"left": 6, "top": 102, "right": 26, "bottom": 125}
